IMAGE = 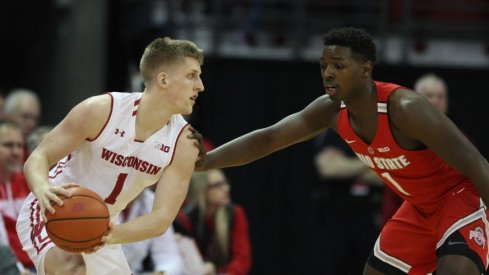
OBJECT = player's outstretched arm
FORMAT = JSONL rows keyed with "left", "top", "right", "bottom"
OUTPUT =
{"left": 203, "top": 95, "right": 340, "bottom": 170}
{"left": 389, "top": 89, "right": 489, "bottom": 205}
{"left": 24, "top": 94, "right": 112, "bottom": 221}
{"left": 107, "top": 126, "right": 198, "bottom": 244}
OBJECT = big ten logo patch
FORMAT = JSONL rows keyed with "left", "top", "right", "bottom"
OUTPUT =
{"left": 469, "top": 226, "right": 486, "bottom": 248}
{"left": 154, "top": 141, "right": 170, "bottom": 153}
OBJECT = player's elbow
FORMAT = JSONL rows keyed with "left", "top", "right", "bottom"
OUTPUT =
{"left": 150, "top": 217, "right": 170, "bottom": 237}
{"left": 152, "top": 227, "right": 168, "bottom": 238}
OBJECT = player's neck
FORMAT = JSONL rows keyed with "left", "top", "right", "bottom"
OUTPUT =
{"left": 345, "top": 80, "right": 377, "bottom": 117}
{"left": 135, "top": 91, "right": 172, "bottom": 139}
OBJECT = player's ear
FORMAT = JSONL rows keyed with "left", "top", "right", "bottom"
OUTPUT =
{"left": 157, "top": 72, "right": 168, "bottom": 87}
{"left": 362, "top": 61, "right": 372, "bottom": 77}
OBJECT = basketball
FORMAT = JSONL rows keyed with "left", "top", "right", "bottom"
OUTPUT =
{"left": 45, "top": 186, "right": 110, "bottom": 253}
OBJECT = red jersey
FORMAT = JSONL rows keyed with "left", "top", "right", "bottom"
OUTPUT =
{"left": 337, "top": 81, "right": 472, "bottom": 213}
{"left": 0, "top": 171, "right": 32, "bottom": 267}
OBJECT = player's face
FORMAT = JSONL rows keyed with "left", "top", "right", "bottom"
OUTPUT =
{"left": 166, "top": 57, "right": 204, "bottom": 115}
{"left": 0, "top": 126, "right": 24, "bottom": 176}
{"left": 206, "top": 169, "right": 230, "bottom": 207}
{"left": 319, "top": 45, "right": 365, "bottom": 101}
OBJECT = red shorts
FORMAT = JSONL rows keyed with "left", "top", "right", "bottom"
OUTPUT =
{"left": 371, "top": 187, "right": 489, "bottom": 274}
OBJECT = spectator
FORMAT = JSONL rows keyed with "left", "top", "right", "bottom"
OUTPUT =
{"left": 175, "top": 169, "right": 251, "bottom": 275}
{"left": 4, "top": 89, "right": 41, "bottom": 161}
{"left": 0, "top": 93, "right": 5, "bottom": 114}
{"left": 414, "top": 73, "right": 448, "bottom": 114}
{"left": 4, "top": 89, "right": 41, "bottom": 139}
{"left": 26, "top": 126, "right": 53, "bottom": 156}
{"left": 0, "top": 120, "right": 32, "bottom": 273}
{"left": 0, "top": 92, "right": 11, "bottom": 121}
{"left": 120, "top": 188, "right": 186, "bottom": 275}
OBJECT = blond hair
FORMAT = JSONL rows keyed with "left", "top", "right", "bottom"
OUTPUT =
{"left": 139, "top": 37, "right": 204, "bottom": 84}
{"left": 189, "top": 171, "right": 230, "bottom": 261}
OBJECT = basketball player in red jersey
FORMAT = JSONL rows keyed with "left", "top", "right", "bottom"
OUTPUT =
{"left": 196, "top": 27, "right": 489, "bottom": 274}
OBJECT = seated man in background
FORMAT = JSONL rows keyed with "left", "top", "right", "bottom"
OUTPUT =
{"left": 0, "top": 120, "right": 33, "bottom": 273}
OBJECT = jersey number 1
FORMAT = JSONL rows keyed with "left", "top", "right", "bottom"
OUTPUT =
{"left": 381, "top": 172, "right": 411, "bottom": 196}
{"left": 104, "top": 173, "right": 128, "bottom": 204}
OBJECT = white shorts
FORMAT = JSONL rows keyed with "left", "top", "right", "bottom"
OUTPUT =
{"left": 16, "top": 193, "right": 132, "bottom": 275}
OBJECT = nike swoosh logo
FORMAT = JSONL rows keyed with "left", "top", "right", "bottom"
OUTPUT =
{"left": 345, "top": 139, "right": 356, "bottom": 144}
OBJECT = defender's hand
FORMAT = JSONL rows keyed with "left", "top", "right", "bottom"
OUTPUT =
{"left": 187, "top": 126, "right": 207, "bottom": 171}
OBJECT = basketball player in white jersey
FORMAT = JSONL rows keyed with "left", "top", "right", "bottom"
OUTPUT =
{"left": 16, "top": 37, "right": 204, "bottom": 275}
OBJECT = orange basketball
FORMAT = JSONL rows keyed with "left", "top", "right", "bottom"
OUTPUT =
{"left": 45, "top": 186, "right": 110, "bottom": 253}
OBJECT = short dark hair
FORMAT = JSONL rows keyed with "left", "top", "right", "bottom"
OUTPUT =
{"left": 323, "top": 27, "right": 377, "bottom": 63}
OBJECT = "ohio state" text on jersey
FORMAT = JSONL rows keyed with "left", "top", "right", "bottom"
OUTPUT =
{"left": 355, "top": 153, "right": 410, "bottom": 170}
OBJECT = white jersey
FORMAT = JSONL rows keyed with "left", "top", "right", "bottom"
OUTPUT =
{"left": 48, "top": 92, "right": 188, "bottom": 216}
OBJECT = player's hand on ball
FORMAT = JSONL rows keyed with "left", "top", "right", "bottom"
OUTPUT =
{"left": 34, "top": 182, "right": 79, "bottom": 222}
{"left": 84, "top": 222, "right": 113, "bottom": 254}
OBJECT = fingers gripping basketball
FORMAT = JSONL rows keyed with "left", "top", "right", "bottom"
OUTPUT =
{"left": 45, "top": 186, "right": 110, "bottom": 253}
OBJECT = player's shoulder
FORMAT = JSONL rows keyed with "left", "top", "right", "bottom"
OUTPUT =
{"left": 305, "top": 95, "right": 341, "bottom": 117}
{"left": 170, "top": 125, "right": 198, "bottom": 166}
{"left": 175, "top": 125, "right": 197, "bottom": 151}
{"left": 388, "top": 88, "right": 428, "bottom": 116}
{"left": 79, "top": 93, "right": 113, "bottom": 111}
{"left": 69, "top": 94, "right": 114, "bottom": 137}
{"left": 307, "top": 95, "right": 341, "bottom": 127}
{"left": 388, "top": 88, "right": 435, "bottom": 128}
{"left": 315, "top": 94, "right": 341, "bottom": 108}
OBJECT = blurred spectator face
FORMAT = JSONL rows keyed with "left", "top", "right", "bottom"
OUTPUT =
{"left": 206, "top": 169, "right": 230, "bottom": 207}
{"left": 0, "top": 124, "right": 24, "bottom": 178}
{"left": 417, "top": 81, "right": 448, "bottom": 114}
{"left": 0, "top": 95, "right": 4, "bottom": 114}
{"left": 12, "top": 97, "right": 41, "bottom": 137}
{"left": 27, "top": 126, "right": 53, "bottom": 154}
